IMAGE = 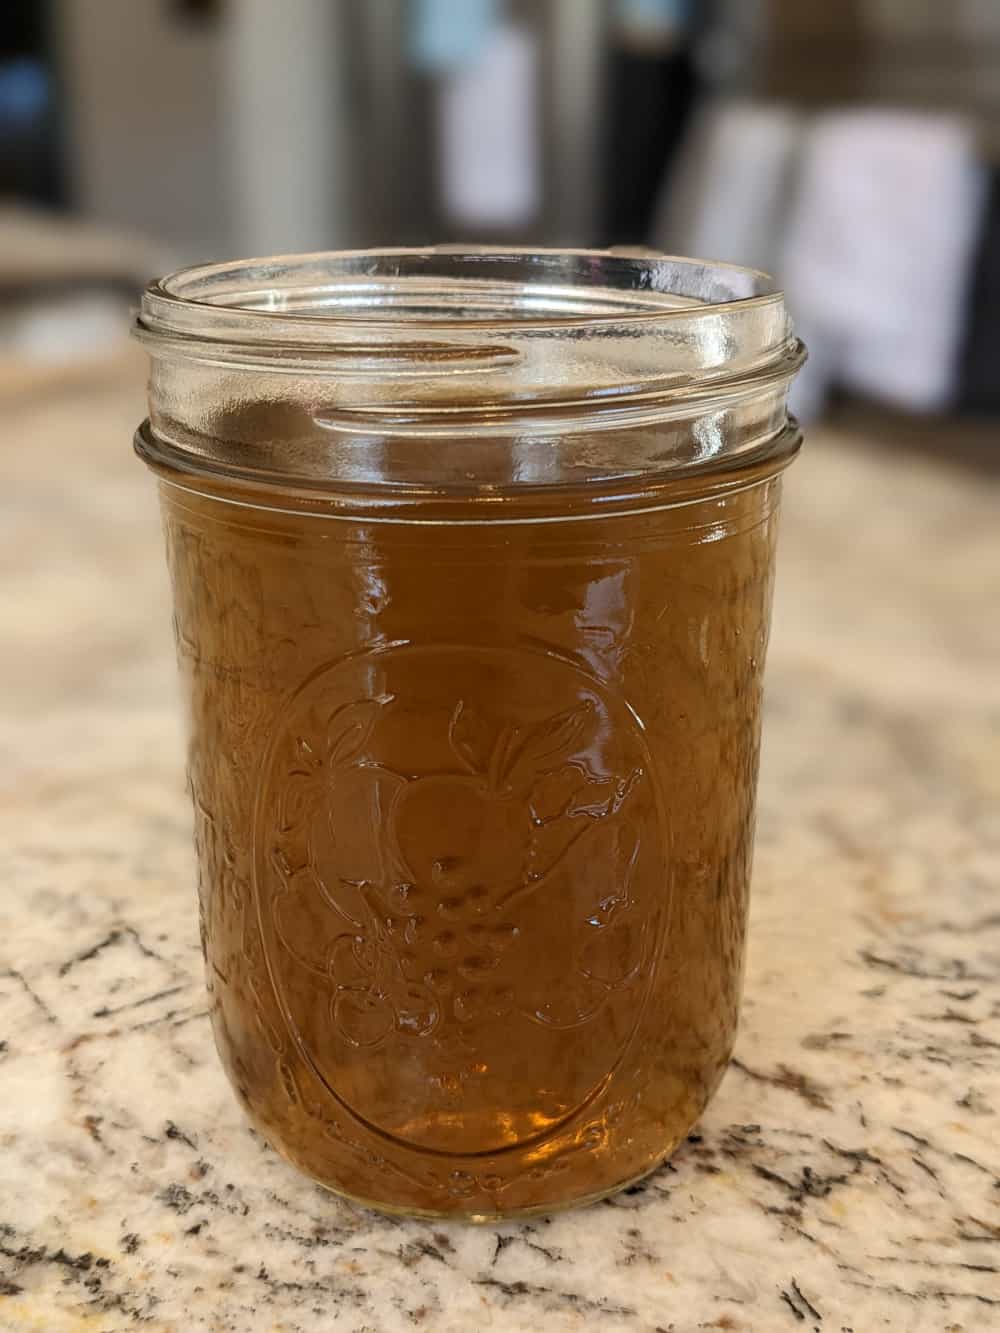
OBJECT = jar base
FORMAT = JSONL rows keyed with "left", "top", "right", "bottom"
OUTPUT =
{"left": 258, "top": 1127, "right": 689, "bottom": 1224}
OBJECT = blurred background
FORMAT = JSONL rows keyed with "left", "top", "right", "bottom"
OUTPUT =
{"left": 2, "top": 0, "right": 1000, "bottom": 440}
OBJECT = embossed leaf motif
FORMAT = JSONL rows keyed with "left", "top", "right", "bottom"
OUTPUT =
{"left": 278, "top": 770, "right": 317, "bottom": 835}
{"left": 325, "top": 696, "right": 391, "bottom": 767}
{"left": 579, "top": 913, "right": 644, "bottom": 986}
{"left": 271, "top": 862, "right": 369, "bottom": 976}
{"left": 578, "top": 875, "right": 646, "bottom": 988}
{"left": 447, "top": 700, "right": 494, "bottom": 776}
{"left": 520, "top": 817, "right": 644, "bottom": 1024}
{"left": 502, "top": 700, "right": 596, "bottom": 790}
{"left": 312, "top": 765, "right": 405, "bottom": 905}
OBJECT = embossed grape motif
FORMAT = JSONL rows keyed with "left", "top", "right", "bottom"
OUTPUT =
{"left": 254, "top": 644, "right": 665, "bottom": 1153}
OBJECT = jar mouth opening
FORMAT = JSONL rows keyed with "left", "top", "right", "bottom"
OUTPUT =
{"left": 136, "top": 247, "right": 805, "bottom": 490}
{"left": 140, "top": 247, "right": 784, "bottom": 345}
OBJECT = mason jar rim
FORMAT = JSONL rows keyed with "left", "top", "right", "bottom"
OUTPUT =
{"left": 137, "top": 245, "right": 785, "bottom": 349}
{"left": 134, "top": 244, "right": 805, "bottom": 424}
{"left": 135, "top": 247, "right": 805, "bottom": 502}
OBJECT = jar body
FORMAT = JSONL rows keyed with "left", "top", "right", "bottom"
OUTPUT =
{"left": 159, "top": 464, "right": 782, "bottom": 1219}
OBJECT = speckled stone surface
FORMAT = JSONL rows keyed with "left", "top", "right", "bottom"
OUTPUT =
{"left": 2, "top": 368, "right": 998, "bottom": 1332}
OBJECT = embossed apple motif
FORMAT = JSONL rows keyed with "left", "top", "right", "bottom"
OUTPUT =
{"left": 388, "top": 699, "right": 594, "bottom": 908}
{"left": 390, "top": 774, "right": 528, "bottom": 902}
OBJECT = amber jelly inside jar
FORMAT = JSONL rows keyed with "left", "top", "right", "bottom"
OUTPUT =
{"left": 134, "top": 248, "right": 805, "bottom": 1219}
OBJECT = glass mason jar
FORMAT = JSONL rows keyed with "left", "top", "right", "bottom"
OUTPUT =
{"left": 135, "top": 248, "right": 805, "bottom": 1220}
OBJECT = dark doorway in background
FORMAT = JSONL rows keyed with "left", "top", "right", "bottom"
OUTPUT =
{"left": 1, "top": 0, "right": 66, "bottom": 207}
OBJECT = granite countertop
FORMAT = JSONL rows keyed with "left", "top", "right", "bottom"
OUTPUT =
{"left": 2, "top": 365, "right": 999, "bottom": 1332}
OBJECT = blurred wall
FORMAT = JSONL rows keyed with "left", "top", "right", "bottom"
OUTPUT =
{"left": 55, "top": 0, "right": 229, "bottom": 261}
{"left": 225, "top": 0, "right": 355, "bottom": 256}
{"left": 51, "top": 0, "right": 607, "bottom": 258}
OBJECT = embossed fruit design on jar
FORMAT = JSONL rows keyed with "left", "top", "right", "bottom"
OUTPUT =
{"left": 256, "top": 644, "right": 661, "bottom": 1161}
{"left": 135, "top": 249, "right": 804, "bottom": 1218}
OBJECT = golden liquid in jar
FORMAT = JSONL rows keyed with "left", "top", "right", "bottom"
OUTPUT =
{"left": 160, "top": 455, "right": 780, "bottom": 1219}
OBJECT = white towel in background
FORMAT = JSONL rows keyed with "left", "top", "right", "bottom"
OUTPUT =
{"left": 651, "top": 99, "right": 804, "bottom": 280}
{"left": 437, "top": 21, "right": 540, "bottom": 228}
{"left": 783, "top": 110, "right": 986, "bottom": 417}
